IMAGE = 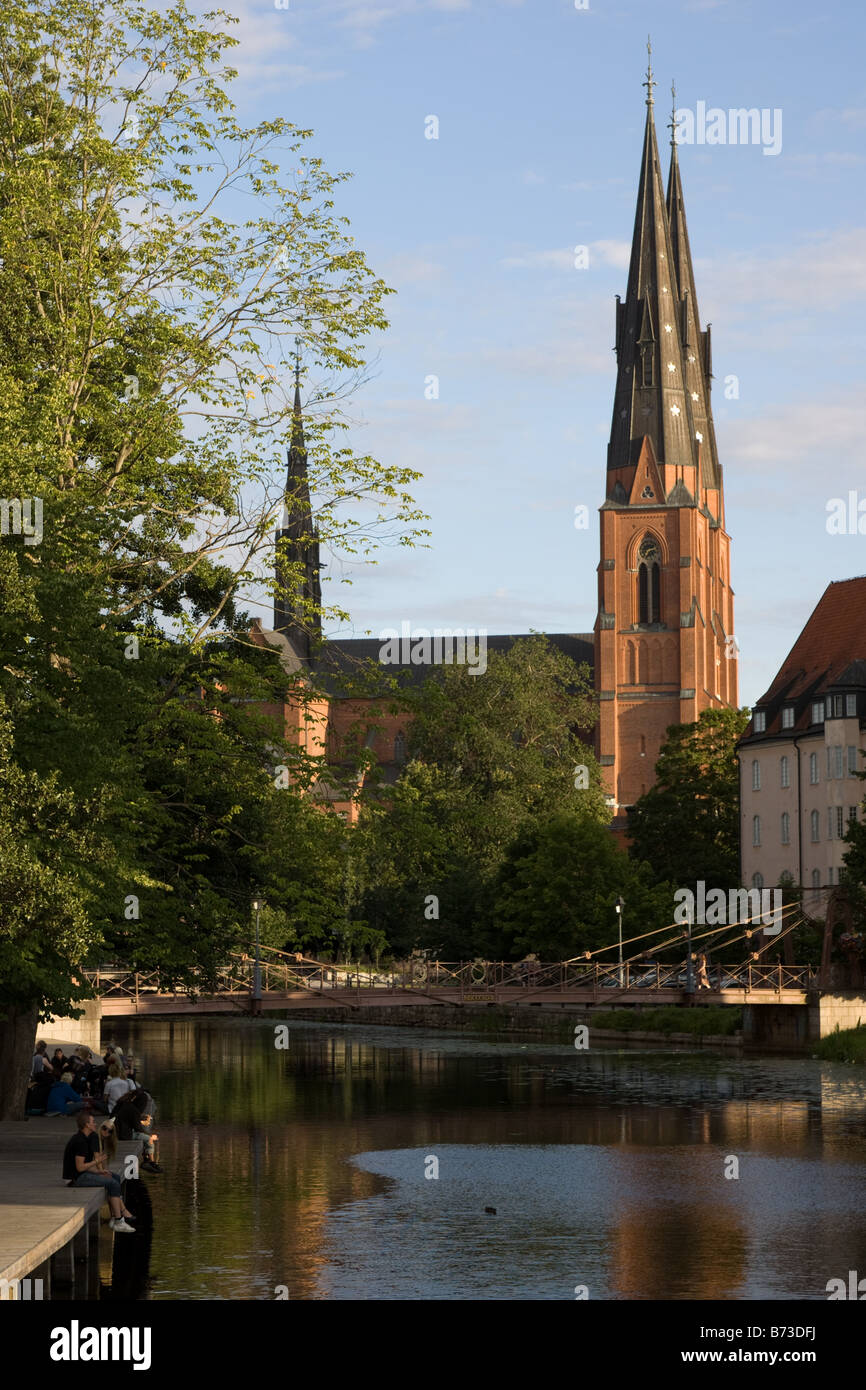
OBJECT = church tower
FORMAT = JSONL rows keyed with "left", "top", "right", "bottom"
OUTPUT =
{"left": 273, "top": 354, "right": 322, "bottom": 665}
{"left": 594, "top": 58, "right": 738, "bottom": 822}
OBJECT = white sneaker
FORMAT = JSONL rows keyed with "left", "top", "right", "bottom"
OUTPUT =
{"left": 110, "top": 1218, "right": 135, "bottom": 1234}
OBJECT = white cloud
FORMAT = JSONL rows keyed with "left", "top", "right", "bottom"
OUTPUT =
{"left": 499, "top": 238, "right": 630, "bottom": 272}
{"left": 722, "top": 392, "right": 866, "bottom": 473}
{"left": 700, "top": 227, "right": 866, "bottom": 321}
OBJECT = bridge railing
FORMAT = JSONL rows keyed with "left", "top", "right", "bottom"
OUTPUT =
{"left": 85, "top": 956, "right": 818, "bottom": 1003}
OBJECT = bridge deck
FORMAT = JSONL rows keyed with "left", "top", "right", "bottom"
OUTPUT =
{"left": 97, "top": 985, "right": 810, "bottom": 1016}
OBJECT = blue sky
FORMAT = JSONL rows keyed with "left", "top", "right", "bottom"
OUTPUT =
{"left": 206, "top": 0, "right": 866, "bottom": 706}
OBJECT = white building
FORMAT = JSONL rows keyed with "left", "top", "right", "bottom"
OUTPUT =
{"left": 738, "top": 578, "right": 866, "bottom": 917}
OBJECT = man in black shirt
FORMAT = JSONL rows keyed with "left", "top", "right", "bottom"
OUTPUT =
{"left": 61, "top": 1113, "right": 136, "bottom": 1232}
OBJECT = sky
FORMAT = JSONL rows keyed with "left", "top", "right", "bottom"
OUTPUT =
{"left": 192, "top": 0, "right": 866, "bottom": 707}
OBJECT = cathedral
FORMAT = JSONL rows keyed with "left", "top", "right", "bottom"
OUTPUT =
{"left": 252, "top": 63, "right": 738, "bottom": 827}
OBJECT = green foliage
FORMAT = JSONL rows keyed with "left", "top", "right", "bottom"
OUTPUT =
{"left": 627, "top": 707, "right": 750, "bottom": 890}
{"left": 841, "top": 749, "right": 866, "bottom": 931}
{"left": 814, "top": 1024, "right": 866, "bottom": 1064}
{"left": 353, "top": 636, "right": 609, "bottom": 957}
{"left": 488, "top": 813, "right": 675, "bottom": 959}
{"left": 591, "top": 1006, "right": 742, "bottom": 1036}
{"left": 0, "top": 0, "right": 422, "bottom": 1046}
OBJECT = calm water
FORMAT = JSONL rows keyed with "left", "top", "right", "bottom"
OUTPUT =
{"left": 118, "top": 1018, "right": 866, "bottom": 1301}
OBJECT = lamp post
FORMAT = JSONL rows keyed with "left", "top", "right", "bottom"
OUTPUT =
{"left": 251, "top": 896, "right": 264, "bottom": 1014}
{"left": 615, "top": 896, "right": 625, "bottom": 988}
{"left": 685, "top": 905, "right": 694, "bottom": 995}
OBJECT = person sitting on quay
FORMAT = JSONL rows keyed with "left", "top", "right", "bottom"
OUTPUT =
{"left": 113, "top": 1090, "right": 163, "bottom": 1174}
{"left": 62, "top": 1113, "right": 136, "bottom": 1234}
{"left": 46, "top": 1070, "right": 89, "bottom": 1116}
{"left": 103, "top": 1059, "right": 136, "bottom": 1113}
{"left": 32, "top": 1040, "right": 53, "bottom": 1076}
{"left": 50, "top": 1047, "right": 70, "bottom": 1075}
{"left": 76, "top": 1046, "right": 107, "bottom": 1097}
{"left": 94, "top": 1116, "right": 118, "bottom": 1167}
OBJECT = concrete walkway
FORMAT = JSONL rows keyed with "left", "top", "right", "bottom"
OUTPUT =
{"left": 0, "top": 1118, "right": 139, "bottom": 1290}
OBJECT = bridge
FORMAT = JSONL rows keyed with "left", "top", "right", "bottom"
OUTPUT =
{"left": 86, "top": 947, "right": 817, "bottom": 1016}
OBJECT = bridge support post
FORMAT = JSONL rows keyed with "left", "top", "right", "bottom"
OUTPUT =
{"left": 743, "top": 1002, "right": 809, "bottom": 1049}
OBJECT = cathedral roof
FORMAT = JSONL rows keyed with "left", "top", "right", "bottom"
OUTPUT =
{"left": 312, "top": 632, "right": 595, "bottom": 695}
{"left": 666, "top": 116, "right": 722, "bottom": 493}
{"left": 606, "top": 75, "right": 719, "bottom": 513}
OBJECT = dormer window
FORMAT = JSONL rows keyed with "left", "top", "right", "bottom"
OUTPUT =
{"left": 781, "top": 706, "right": 795, "bottom": 730}
{"left": 811, "top": 700, "right": 824, "bottom": 724}
{"left": 753, "top": 710, "right": 766, "bottom": 733}
{"left": 846, "top": 694, "right": 858, "bottom": 716}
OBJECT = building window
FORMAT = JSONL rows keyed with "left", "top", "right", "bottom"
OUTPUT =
{"left": 846, "top": 693, "right": 858, "bottom": 717}
{"left": 812, "top": 869, "right": 821, "bottom": 890}
{"left": 827, "top": 747, "right": 833, "bottom": 780}
{"left": 811, "top": 810, "right": 820, "bottom": 842}
{"left": 812, "top": 700, "right": 824, "bottom": 724}
{"left": 828, "top": 866, "right": 834, "bottom": 886}
{"left": 752, "top": 759, "right": 761, "bottom": 791}
{"left": 835, "top": 746, "right": 844, "bottom": 779}
{"left": 753, "top": 710, "right": 766, "bottom": 733}
{"left": 781, "top": 812, "right": 790, "bottom": 845}
{"left": 393, "top": 732, "right": 406, "bottom": 764}
{"left": 848, "top": 746, "right": 859, "bottom": 775}
{"left": 849, "top": 806, "right": 858, "bottom": 824}
{"left": 835, "top": 806, "right": 844, "bottom": 839}
{"left": 827, "top": 695, "right": 844, "bottom": 719}
{"left": 640, "top": 345, "right": 654, "bottom": 388}
{"left": 780, "top": 755, "right": 790, "bottom": 788}
{"left": 637, "top": 536, "right": 661, "bottom": 624}
{"left": 752, "top": 815, "right": 761, "bottom": 847}
{"left": 781, "top": 706, "right": 795, "bottom": 729}
{"left": 809, "top": 752, "right": 819, "bottom": 785}
{"left": 752, "top": 872, "right": 764, "bottom": 889}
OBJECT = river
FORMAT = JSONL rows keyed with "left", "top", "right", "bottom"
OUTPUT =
{"left": 117, "top": 1017, "right": 866, "bottom": 1301}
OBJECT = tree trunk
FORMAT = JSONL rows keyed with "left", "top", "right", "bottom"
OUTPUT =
{"left": 0, "top": 1003, "right": 40, "bottom": 1119}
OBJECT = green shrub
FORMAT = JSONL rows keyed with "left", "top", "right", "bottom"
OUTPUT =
{"left": 815, "top": 1024, "right": 866, "bottom": 1063}
{"left": 591, "top": 1006, "right": 742, "bottom": 1037}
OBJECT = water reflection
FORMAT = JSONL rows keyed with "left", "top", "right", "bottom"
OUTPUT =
{"left": 121, "top": 1019, "right": 866, "bottom": 1300}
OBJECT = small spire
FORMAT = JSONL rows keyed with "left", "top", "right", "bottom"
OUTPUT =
{"left": 669, "top": 81, "right": 678, "bottom": 147}
{"left": 643, "top": 35, "right": 656, "bottom": 108}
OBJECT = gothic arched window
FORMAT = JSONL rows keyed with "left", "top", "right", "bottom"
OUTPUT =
{"left": 637, "top": 535, "right": 661, "bottom": 624}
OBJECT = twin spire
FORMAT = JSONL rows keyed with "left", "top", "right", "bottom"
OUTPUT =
{"left": 273, "top": 342, "right": 322, "bottom": 662}
{"left": 607, "top": 45, "right": 722, "bottom": 507}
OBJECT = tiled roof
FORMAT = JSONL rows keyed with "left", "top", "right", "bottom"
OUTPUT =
{"left": 740, "top": 577, "right": 866, "bottom": 743}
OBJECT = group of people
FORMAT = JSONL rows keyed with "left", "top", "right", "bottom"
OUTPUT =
{"left": 29, "top": 1040, "right": 165, "bottom": 1217}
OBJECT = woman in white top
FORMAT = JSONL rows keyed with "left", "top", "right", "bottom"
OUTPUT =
{"left": 103, "top": 1060, "right": 136, "bottom": 1113}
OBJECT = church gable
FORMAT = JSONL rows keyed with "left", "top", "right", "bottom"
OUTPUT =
{"left": 627, "top": 436, "right": 665, "bottom": 508}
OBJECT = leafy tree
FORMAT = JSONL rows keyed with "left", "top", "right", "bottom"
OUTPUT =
{"left": 627, "top": 707, "right": 750, "bottom": 891}
{"left": 354, "top": 636, "right": 608, "bottom": 957}
{"left": 841, "top": 748, "right": 866, "bottom": 939}
{"left": 0, "top": 0, "right": 424, "bottom": 1114}
{"left": 488, "top": 813, "right": 675, "bottom": 960}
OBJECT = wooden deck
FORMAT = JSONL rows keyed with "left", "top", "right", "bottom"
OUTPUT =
{"left": 0, "top": 1119, "right": 140, "bottom": 1293}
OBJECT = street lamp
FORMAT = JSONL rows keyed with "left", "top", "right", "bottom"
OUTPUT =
{"left": 685, "top": 904, "right": 694, "bottom": 995}
{"left": 251, "top": 896, "right": 265, "bottom": 1010}
{"left": 615, "top": 896, "right": 625, "bottom": 987}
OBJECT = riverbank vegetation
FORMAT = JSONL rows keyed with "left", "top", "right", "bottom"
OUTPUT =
{"left": 815, "top": 1025, "right": 866, "bottom": 1063}
{"left": 591, "top": 1007, "right": 743, "bottom": 1037}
